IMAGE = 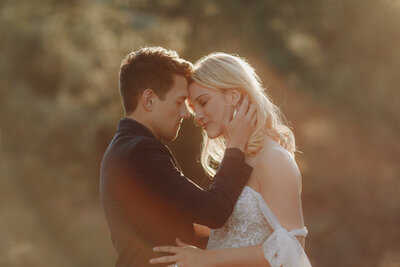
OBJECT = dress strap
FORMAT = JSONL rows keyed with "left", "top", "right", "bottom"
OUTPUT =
{"left": 253, "top": 188, "right": 312, "bottom": 266}
{"left": 256, "top": 193, "right": 282, "bottom": 230}
{"left": 256, "top": 192, "right": 308, "bottom": 236}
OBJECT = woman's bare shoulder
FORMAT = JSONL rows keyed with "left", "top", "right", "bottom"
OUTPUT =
{"left": 252, "top": 141, "right": 302, "bottom": 192}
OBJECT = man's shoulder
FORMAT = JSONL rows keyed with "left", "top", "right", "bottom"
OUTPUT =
{"left": 112, "top": 133, "right": 167, "bottom": 156}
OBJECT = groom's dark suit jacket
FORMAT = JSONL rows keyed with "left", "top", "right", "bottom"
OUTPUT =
{"left": 100, "top": 118, "right": 252, "bottom": 267}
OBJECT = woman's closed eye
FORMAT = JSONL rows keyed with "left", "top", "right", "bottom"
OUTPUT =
{"left": 199, "top": 100, "right": 208, "bottom": 106}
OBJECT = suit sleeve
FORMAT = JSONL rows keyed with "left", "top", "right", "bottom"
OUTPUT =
{"left": 131, "top": 140, "right": 253, "bottom": 228}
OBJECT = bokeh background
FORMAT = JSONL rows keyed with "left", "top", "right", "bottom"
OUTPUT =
{"left": 1, "top": 0, "right": 400, "bottom": 266}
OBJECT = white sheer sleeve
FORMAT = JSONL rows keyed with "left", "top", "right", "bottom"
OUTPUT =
{"left": 257, "top": 194, "right": 312, "bottom": 267}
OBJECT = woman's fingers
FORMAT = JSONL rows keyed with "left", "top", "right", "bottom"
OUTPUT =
{"left": 149, "top": 254, "right": 178, "bottom": 264}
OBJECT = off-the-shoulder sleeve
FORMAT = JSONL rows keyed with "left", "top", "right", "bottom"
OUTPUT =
{"left": 257, "top": 194, "right": 312, "bottom": 267}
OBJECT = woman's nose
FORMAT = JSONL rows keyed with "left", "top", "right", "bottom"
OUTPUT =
{"left": 195, "top": 112, "right": 204, "bottom": 125}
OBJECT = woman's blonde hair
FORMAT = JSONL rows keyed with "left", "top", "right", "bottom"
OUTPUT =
{"left": 191, "top": 52, "right": 296, "bottom": 177}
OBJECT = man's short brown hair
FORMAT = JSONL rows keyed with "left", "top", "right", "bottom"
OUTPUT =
{"left": 119, "top": 47, "right": 193, "bottom": 115}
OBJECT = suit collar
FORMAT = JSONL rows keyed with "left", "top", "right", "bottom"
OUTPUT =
{"left": 117, "top": 117, "right": 157, "bottom": 140}
{"left": 116, "top": 117, "right": 182, "bottom": 172}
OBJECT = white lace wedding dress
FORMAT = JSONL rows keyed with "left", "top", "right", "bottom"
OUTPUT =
{"left": 207, "top": 186, "right": 312, "bottom": 267}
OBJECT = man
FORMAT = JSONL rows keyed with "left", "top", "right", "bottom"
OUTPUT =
{"left": 100, "top": 47, "right": 255, "bottom": 266}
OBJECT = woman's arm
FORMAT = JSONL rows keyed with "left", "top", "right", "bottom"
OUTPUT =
{"left": 257, "top": 147, "right": 306, "bottom": 246}
{"left": 150, "top": 238, "right": 270, "bottom": 267}
{"left": 203, "top": 244, "right": 270, "bottom": 267}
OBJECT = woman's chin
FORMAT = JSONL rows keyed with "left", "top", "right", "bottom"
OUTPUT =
{"left": 205, "top": 129, "right": 222, "bottom": 139}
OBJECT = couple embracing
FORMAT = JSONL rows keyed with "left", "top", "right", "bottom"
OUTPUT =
{"left": 100, "top": 47, "right": 311, "bottom": 267}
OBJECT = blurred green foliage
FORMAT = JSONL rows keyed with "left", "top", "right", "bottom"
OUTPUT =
{"left": 1, "top": 0, "right": 399, "bottom": 266}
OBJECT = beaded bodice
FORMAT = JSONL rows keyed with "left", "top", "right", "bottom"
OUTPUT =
{"left": 207, "top": 186, "right": 272, "bottom": 250}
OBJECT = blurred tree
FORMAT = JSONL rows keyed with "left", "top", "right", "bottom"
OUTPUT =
{"left": 1, "top": 0, "right": 399, "bottom": 266}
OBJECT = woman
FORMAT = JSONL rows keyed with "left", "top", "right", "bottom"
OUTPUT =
{"left": 150, "top": 53, "right": 312, "bottom": 267}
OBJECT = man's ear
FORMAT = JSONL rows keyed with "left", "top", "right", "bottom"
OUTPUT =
{"left": 141, "top": 89, "right": 156, "bottom": 111}
{"left": 229, "top": 89, "right": 242, "bottom": 107}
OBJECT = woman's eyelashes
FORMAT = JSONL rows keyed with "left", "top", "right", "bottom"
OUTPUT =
{"left": 199, "top": 99, "right": 208, "bottom": 106}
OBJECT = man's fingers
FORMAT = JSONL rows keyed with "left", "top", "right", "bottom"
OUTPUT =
{"left": 236, "top": 95, "right": 249, "bottom": 117}
{"left": 248, "top": 104, "right": 257, "bottom": 131}
{"left": 246, "top": 103, "right": 256, "bottom": 119}
{"left": 149, "top": 255, "right": 178, "bottom": 264}
{"left": 223, "top": 104, "right": 234, "bottom": 124}
{"left": 251, "top": 113, "right": 257, "bottom": 127}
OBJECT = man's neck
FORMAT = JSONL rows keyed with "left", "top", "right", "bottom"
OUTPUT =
{"left": 126, "top": 113, "right": 159, "bottom": 139}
